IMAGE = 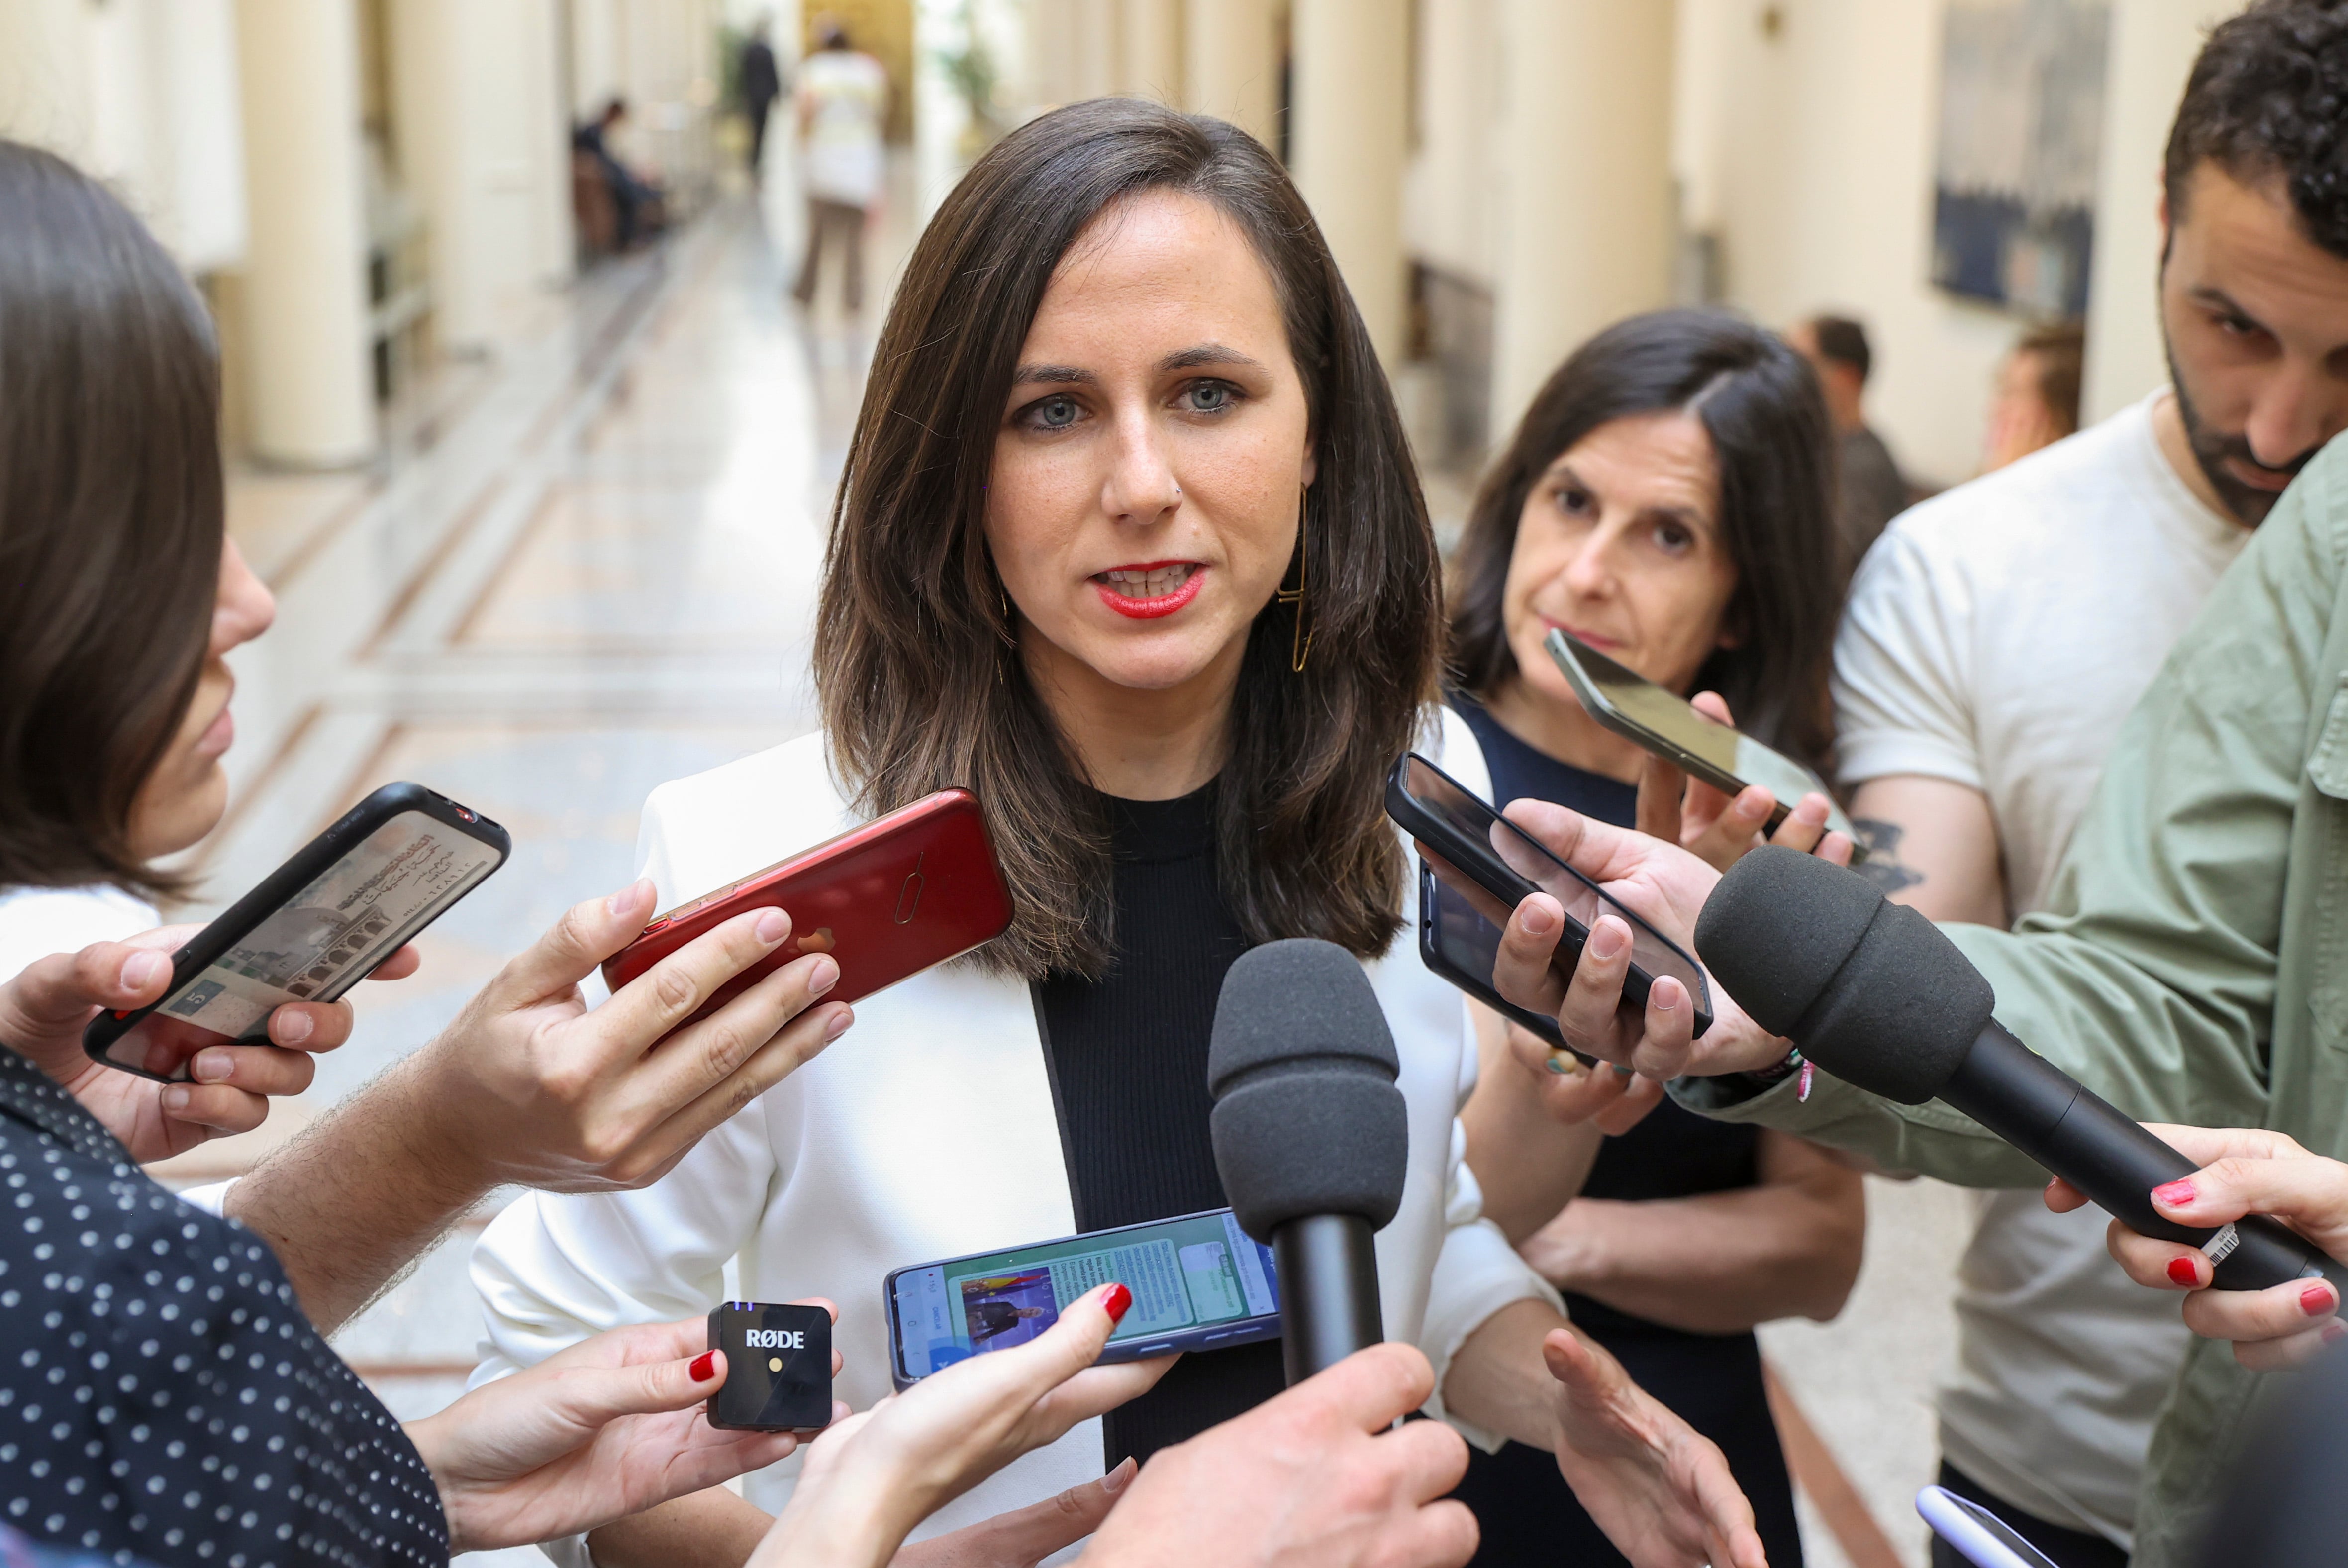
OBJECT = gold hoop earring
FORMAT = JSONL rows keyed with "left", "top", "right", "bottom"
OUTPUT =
{"left": 1275, "top": 484, "right": 1312, "bottom": 673}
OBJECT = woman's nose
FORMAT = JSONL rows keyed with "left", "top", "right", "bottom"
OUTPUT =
{"left": 1101, "top": 425, "right": 1181, "bottom": 526}
{"left": 1561, "top": 528, "right": 1617, "bottom": 598}
{"left": 211, "top": 538, "right": 276, "bottom": 656}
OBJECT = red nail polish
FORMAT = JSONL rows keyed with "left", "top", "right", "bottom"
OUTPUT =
{"left": 2305, "top": 1284, "right": 2337, "bottom": 1317}
{"left": 2152, "top": 1180, "right": 2196, "bottom": 1208}
{"left": 689, "top": 1351, "right": 718, "bottom": 1381}
{"left": 1102, "top": 1283, "right": 1133, "bottom": 1324}
{"left": 2167, "top": 1257, "right": 2200, "bottom": 1287}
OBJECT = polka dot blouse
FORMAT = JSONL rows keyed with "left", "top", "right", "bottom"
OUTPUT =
{"left": 0, "top": 1048, "right": 448, "bottom": 1568}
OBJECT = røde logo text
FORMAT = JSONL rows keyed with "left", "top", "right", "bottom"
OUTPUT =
{"left": 745, "top": 1329, "right": 805, "bottom": 1349}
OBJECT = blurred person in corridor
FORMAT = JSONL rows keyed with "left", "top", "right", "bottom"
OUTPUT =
{"left": 1445, "top": 309, "right": 1863, "bottom": 1568}
{"left": 1982, "top": 321, "right": 2087, "bottom": 473}
{"left": 791, "top": 21, "right": 888, "bottom": 312}
{"left": 742, "top": 17, "right": 785, "bottom": 183}
{"left": 1787, "top": 312, "right": 1911, "bottom": 564}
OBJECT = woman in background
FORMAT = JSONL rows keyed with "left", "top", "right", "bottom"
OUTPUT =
{"left": 1446, "top": 310, "right": 1868, "bottom": 1568}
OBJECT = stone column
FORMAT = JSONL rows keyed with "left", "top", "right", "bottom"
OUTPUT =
{"left": 1289, "top": 0, "right": 1408, "bottom": 364}
{"left": 1488, "top": 0, "right": 1674, "bottom": 433}
{"left": 232, "top": 0, "right": 374, "bottom": 466}
{"left": 1182, "top": 0, "right": 1277, "bottom": 148}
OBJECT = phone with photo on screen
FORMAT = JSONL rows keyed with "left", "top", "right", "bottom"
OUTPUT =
{"left": 883, "top": 1207, "right": 1281, "bottom": 1391}
{"left": 82, "top": 782, "right": 511, "bottom": 1084}
{"left": 1544, "top": 626, "right": 1864, "bottom": 858}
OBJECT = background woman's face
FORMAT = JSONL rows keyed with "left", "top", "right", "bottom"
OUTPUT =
{"left": 128, "top": 538, "right": 274, "bottom": 861}
{"left": 983, "top": 190, "right": 1315, "bottom": 699}
{"left": 1501, "top": 411, "right": 1740, "bottom": 710}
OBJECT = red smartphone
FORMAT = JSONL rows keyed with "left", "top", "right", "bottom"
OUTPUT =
{"left": 600, "top": 788, "right": 1013, "bottom": 1022}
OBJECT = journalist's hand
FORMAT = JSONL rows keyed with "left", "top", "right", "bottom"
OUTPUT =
{"left": 2046, "top": 1124, "right": 2348, "bottom": 1371}
{"left": 1500, "top": 1022, "right": 1663, "bottom": 1134}
{"left": 407, "top": 879, "right": 853, "bottom": 1191}
{"left": 1632, "top": 691, "right": 1853, "bottom": 874}
{"left": 755, "top": 1283, "right": 1170, "bottom": 1568}
{"left": 1545, "top": 1328, "right": 1765, "bottom": 1568}
{"left": 1485, "top": 800, "right": 1787, "bottom": 1080}
{"left": 1081, "top": 1343, "right": 1477, "bottom": 1568}
{"left": 0, "top": 926, "right": 417, "bottom": 1161}
{"left": 409, "top": 1306, "right": 847, "bottom": 1553}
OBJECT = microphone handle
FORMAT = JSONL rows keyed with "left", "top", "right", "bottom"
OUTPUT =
{"left": 1272, "top": 1213, "right": 1384, "bottom": 1384}
{"left": 1943, "top": 1024, "right": 2348, "bottom": 1294}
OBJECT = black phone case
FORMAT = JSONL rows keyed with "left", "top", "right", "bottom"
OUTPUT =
{"left": 81, "top": 782, "right": 511, "bottom": 1075}
{"left": 1384, "top": 753, "right": 1712, "bottom": 1035}
{"left": 707, "top": 1302, "right": 834, "bottom": 1431}
{"left": 1417, "top": 865, "right": 1596, "bottom": 1064}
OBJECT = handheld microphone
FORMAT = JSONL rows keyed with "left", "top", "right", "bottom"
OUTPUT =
{"left": 1208, "top": 938, "right": 1408, "bottom": 1383}
{"left": 1696, "top": 847, "right": 2348, "bottom": 1294}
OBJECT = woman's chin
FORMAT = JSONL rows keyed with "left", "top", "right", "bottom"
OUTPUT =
{"left": 127, "top": 767, "right": 231, "bottom": 862}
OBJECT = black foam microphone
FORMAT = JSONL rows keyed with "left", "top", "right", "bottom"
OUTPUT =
{"left": 1208, "top": 938, "right": 1409, "bottom": 1383}
{"left": 1696, "top": 847, "right": 2348, "bottom": 1294}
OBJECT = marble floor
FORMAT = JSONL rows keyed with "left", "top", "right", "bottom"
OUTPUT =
{"left": 140, "top": 157, "right": 1970, "bottom": 1567}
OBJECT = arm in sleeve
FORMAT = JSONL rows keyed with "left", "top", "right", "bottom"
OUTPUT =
{"left": 1674, "top": 442, "right": 2348, "bottom": 1181}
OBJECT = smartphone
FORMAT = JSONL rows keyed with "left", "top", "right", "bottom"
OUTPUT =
{"left": 1418, "top": 863, "right": 1594, "bottom": 1062}
{"left": 1544, "top": 627, "right": 1863, "bottom": 856}
{"left": 601, "top": 788, "right": 1013, "bottom": 1023}
{"left": 1915, "top": 1486, "right": 2061, "bottom": 1568}
{"left": 1386, "top": 752, "right": 1712, "bottom": 1035}
{"left": 884, "top": 1207, "right": 1281, "bottom": 1391}
{"left": 83, "top": 782, "right": 511, "bottom": 1084}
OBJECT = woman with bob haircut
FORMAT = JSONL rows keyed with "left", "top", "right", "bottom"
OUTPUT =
{"left": 473, "top": 99, "right": 1767, "bottom": 1568}
{"left": 1444, "top": 310, "right": 1865, "bottom": 1567}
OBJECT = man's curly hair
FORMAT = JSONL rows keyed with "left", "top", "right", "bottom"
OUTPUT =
{"left": 2168, "top": 0, "right": 2348, "bottom": 258}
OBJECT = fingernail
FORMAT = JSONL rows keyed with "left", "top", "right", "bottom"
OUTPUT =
{"left": 1589, "top": 922, "right": 1625, "bottom": 960}
{"left": 191, "top": 1051, "right": 232, "bottom": 1083}
{"left": 122, "top": 951, "right": 167, "bottom": 990}
{"left": 1612, "top": 1064, "right": 1636, "bottom": 1078}
{"left": 2152, "top": 1180, "right": 2195, "bottom": 1208}
{"left": 274, "top": 1009, "right": 312, "bottom": 1043}
{"left": 1545, "top": 1053, "right": 1574, "bottom": 1076}
{"left": 755, "top": 909, "right": 789, "bottom": 943}
{"left": 1102, "top": 1283, "right": 1133, "bottom": 1324}
{"left": 808, "top": 956, "right": 839, "bottom": 996}
{"left": 2305, "top": 1284, "right": 2338, "bottom": 1317}
{"left": 607, "top": 879, "right": 651, "bottom": 919}
{"left": 1103, "top": 1456, "right": 1137, "bottom": 1495}
{"left": 822, "top": 1008, "right": 852, "bottom": 1043}
{"left": 689, "top": 1351, "right": 718, "bottom": 1381}
{"left": 1652, "top": 981, "right": 1680, "bottom": 1012}
{"left": 2167, "top": 1257, "right": 2201, "bottom": 1287}
{"left": 2326, "top": 1321, "right": 2348, "bottom": 1345}
{"left": 1522, "top": 903, "right": 1555, "bottom": 936}
{"left": 161, "top": 1086, "right": 190, "bottom": 1114}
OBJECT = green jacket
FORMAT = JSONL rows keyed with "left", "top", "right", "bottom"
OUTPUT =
{"left": 1675, "top": 432, "right": 2348, "bottom": 1567}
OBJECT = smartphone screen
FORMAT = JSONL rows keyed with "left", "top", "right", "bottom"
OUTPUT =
{"left": 95, "top": 811, "right": 504, "bottom": 1081}
{"left": 1421, "top": 866, "right": 1570, "bottom": 1052}
{"left": 1916, "top": 1487, "right": 2060, "bottom": 1568}
{"left": 1399, "top": 755, "right": 1711, "bottom": 1018}
{"left": 889, "top": 1208, "right": 1279, "bottom": 1382}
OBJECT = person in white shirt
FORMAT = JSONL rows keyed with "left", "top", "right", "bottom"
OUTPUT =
{"left": 473, "top": 98, "right": 1767, "bottom": 1568}
{"left": 1830, "top": 7, "right": 2348, "bottom": 1561}
{"left": 790, "top": 23, "right": 889, "bottom": 312}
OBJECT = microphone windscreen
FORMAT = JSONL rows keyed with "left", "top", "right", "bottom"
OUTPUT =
{"left": 1208, "top": 939, "right": 1408, "bottom": 1241}
{"left": 1694, "top": 846, "right": 1994, "bottom": 1104}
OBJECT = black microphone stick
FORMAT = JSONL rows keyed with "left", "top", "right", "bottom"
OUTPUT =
{"left": 1695, "top": 847, "right": 2348, "bottom": 1294}
{"left": 1208, "top": 939, "right": 1409, "bottom": 1382}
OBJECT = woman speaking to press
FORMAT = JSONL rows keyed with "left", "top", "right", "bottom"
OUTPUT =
{"left": 472, "top": 98, "right": 1763, "bottom": 1568}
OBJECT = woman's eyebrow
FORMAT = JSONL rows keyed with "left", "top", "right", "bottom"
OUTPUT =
{"left": 1011, "top": 364, "right": 1097, "bottom": 387}
{"left": 1160, "top": 343, "right": 1265, "bottom": 372}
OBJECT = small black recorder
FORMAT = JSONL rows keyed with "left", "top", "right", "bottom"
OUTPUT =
{"left": 706, "top": 1301, "right": 833, "bottom": 1431}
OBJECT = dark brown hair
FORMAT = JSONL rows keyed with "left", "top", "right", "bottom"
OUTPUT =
{"left": 815, "top": 98, "right": 1439, "bottom": 979}
{"left": 1804, "top": 314, "right": 1872, "bottom": 383}
{"left": 2167, "top": 0, "right": 2348, "bottom": 260}
{"left": 2017, "top": 320, "right": 2087, "bottom": 439}
{"left": 1449, "top": 309, "right": 1841, "bottom": 773}
{"left": 0, "top": 141, "right": 222, "bottom": 897}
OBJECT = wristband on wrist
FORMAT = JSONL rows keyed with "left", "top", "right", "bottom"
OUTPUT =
{"left": 1739, "top": 1045, "right": 1814, "bottom": 1102}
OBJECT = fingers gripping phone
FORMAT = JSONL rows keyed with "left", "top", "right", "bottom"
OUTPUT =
{"left": 83, "top": 782, "right": 511, "bottom": 1084}
{"left": 601, "top": 788, "right": 1014, "bottom": 1023}
{"left": 1385, "top": 752, "right": 1713, "bottom": 1036}
{"left": 1419, "top": 864, "right": 1590, "bottom": 1063}
{"left": 1545, "top": 627, "right": 1863, "bottom": 856}
{"left": 884, "top": 1208, "right": 1281, "bottom": 1392}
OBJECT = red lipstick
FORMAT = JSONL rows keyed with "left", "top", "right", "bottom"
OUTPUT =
{"left": 1094, "top": 561, "right": 1205, "bottom": 620}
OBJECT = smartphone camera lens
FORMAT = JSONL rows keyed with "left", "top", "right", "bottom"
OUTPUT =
{"left": 455, "top": 806, "right": 477, "bottom": 822}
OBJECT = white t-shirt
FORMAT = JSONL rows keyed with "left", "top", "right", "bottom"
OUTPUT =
{"left": 797, "top": 49, "right": 888, "bottom": 207}
{"left": 1833, "top": 392, "right": 2250, "bottom": 1547}
{"left": 0, "top": 883, "right": 159, "bottom": 986}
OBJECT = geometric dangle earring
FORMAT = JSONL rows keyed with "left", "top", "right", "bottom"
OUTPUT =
{"left": 1274, "top": 483, "right": 1313, "bottom": 673}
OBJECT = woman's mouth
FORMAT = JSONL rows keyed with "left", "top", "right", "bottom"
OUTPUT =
{"left": 1545, "top": 617, "right": 1624, "bottom": 652}
{"left": 1094, "top": 562, "right": 1205, "bottom": 619}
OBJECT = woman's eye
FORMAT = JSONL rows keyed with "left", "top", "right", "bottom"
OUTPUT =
{"left": 1023, "top": 395, "right": 1082, "bottom": 430}
{"left": 1653, "top": 522, "right": 1695, "bottom": 553}
{"left": 1181, "top": 381, "right": 1239, "bottom": 413}
{"left": 1554, "top": 486, "right": 1592, "bottom": 516}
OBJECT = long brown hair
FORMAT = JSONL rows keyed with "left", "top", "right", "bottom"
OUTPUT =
{"left": 1449, "top": 309, "right": 1841, "bottom": 773}
{"left": 816, "top": 98, "right": 1440, "bottom": 979}
{"left": 0, "top": 142, "right": 222, "bottom": 897}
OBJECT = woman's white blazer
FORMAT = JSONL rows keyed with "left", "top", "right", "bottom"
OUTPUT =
{"left": 470, "top": 706, "right": 1557, "bottom": 1555}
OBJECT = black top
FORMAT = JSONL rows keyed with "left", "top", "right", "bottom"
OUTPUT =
{"left": 1449, "top": 693, "right": 1801, "bottom": 1568}
{"left": 1034, "top": 784, "right": 1285, "bottom": 1468}
{"left": 0, "top": 1048, "right": 448, "bottom": 1568}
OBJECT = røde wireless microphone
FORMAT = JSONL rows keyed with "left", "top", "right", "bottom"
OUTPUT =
{"left": 1208, "top": 939, "right": 1409, "bottom": 1383}
{"left": 1696, "top": 847, "right": 2348, "bottom": 1295}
